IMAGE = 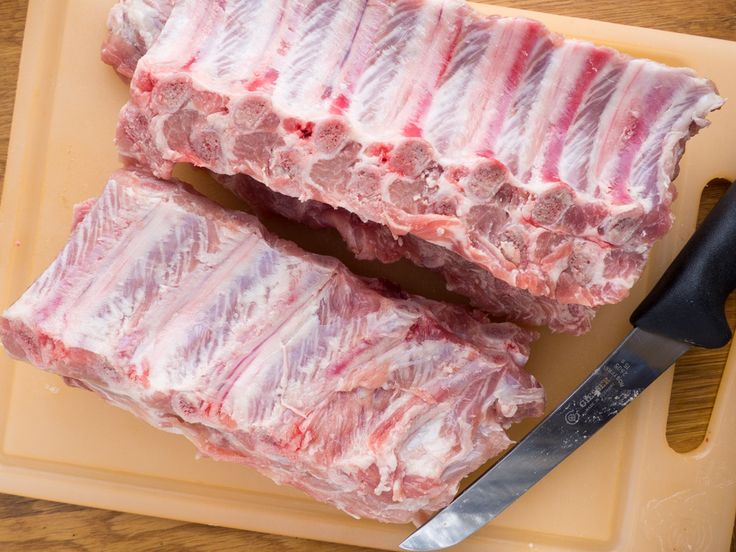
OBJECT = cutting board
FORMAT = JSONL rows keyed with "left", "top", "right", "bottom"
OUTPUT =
{"left": 1, "top": 1, "right": 736, "bottom": 550}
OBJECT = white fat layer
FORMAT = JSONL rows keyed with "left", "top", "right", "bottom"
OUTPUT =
{"left": 1, "top": 169, "right": 542, "bottom": 523}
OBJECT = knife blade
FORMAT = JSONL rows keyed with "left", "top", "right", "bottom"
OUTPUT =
{"left": 400, "top": 328, "right": 687, "bottom": 551}
{"left": 401, "top": 180, "right": 736, "bottom": 551}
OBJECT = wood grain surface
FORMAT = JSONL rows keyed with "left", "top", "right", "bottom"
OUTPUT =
{"left": 0, "top": 1, "right": 734, "bottom": 550}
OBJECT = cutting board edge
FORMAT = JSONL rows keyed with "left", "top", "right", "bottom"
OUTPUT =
{"left": 1, "top": 2, "right": 736, "bottom": 552}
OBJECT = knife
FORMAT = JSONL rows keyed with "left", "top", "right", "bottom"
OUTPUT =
{"left": 401, "top": 180, "right": 736, "bottom": 551}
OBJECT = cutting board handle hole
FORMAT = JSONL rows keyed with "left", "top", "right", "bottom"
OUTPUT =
{"left": 666, "top": 178, "right": 735, "bottom": 453}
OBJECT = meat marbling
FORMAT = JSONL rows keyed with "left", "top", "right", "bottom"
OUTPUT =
{"left": 111, "top": 0, "right": 723, "bottom": 328}
{"left": 101, "top": 0, "right": 176, "bottom": 79}
{"left": 218, "top": 172, "right": 595, "bottom": 333}
{"left": 104, "top": 1, "right": 596, "bottom": 334}
{"left": 0, "top": 170, "right": 544, "bottom": 524}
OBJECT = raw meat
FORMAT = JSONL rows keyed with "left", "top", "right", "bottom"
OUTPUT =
{"left": 218, "top": 173, "right": 594, "bottom": 333}
{"left": 101, "top": 0, "right": 176, "bottom": 78}
{"left": 102, "top": 0, "right": 594, "bottom": 335}
{"left": 113, "top": 0, "right": 723, "bottom": 317}
{"left": 0, "top": 170, "right": 544, "bottom": 524}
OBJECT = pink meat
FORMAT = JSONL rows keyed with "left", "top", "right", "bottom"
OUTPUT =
{"left": 0, "top": 170, "right": 543, "bottom": 524}
{"left": 101, "top": 0, "right": 176, "bottom": 78}
{"left": 218, "top": 172, "right": 594, "bottom": 334}
{"left": 101, "top": 0, "right": 594, "bottom": 334}
{"left": 111, "top": 0, "right": 723, "bottom": 313}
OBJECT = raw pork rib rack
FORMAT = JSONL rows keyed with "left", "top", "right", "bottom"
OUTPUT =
{"left": 101, "top": 0, "right": 176, "bottom": 79}
{"left": 217, "top": 172, "right": 594, "bottom": 332}
{"left": 110, "top": 0, "right": 723, "bottom": 333}
{"left": 104, "top": 1, "right": 594, "bottom": 334}
{"left": 0, "top": 170, "right": 543, "bottom": 524}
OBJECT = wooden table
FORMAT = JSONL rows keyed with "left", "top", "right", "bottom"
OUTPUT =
{"left": 0, "top": 1, "right": 734, "bottom": 550}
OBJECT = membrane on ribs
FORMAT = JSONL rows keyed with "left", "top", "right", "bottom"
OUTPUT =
{"left": 0, "top": 170, "right": 544, "bottom": 524}
{"left": 107, "top": 0, "right": 723, "bottom": 335}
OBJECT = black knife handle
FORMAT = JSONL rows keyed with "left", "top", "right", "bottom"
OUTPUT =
{"left": 631, "top": 181, "right": 736, "bottom": 349}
